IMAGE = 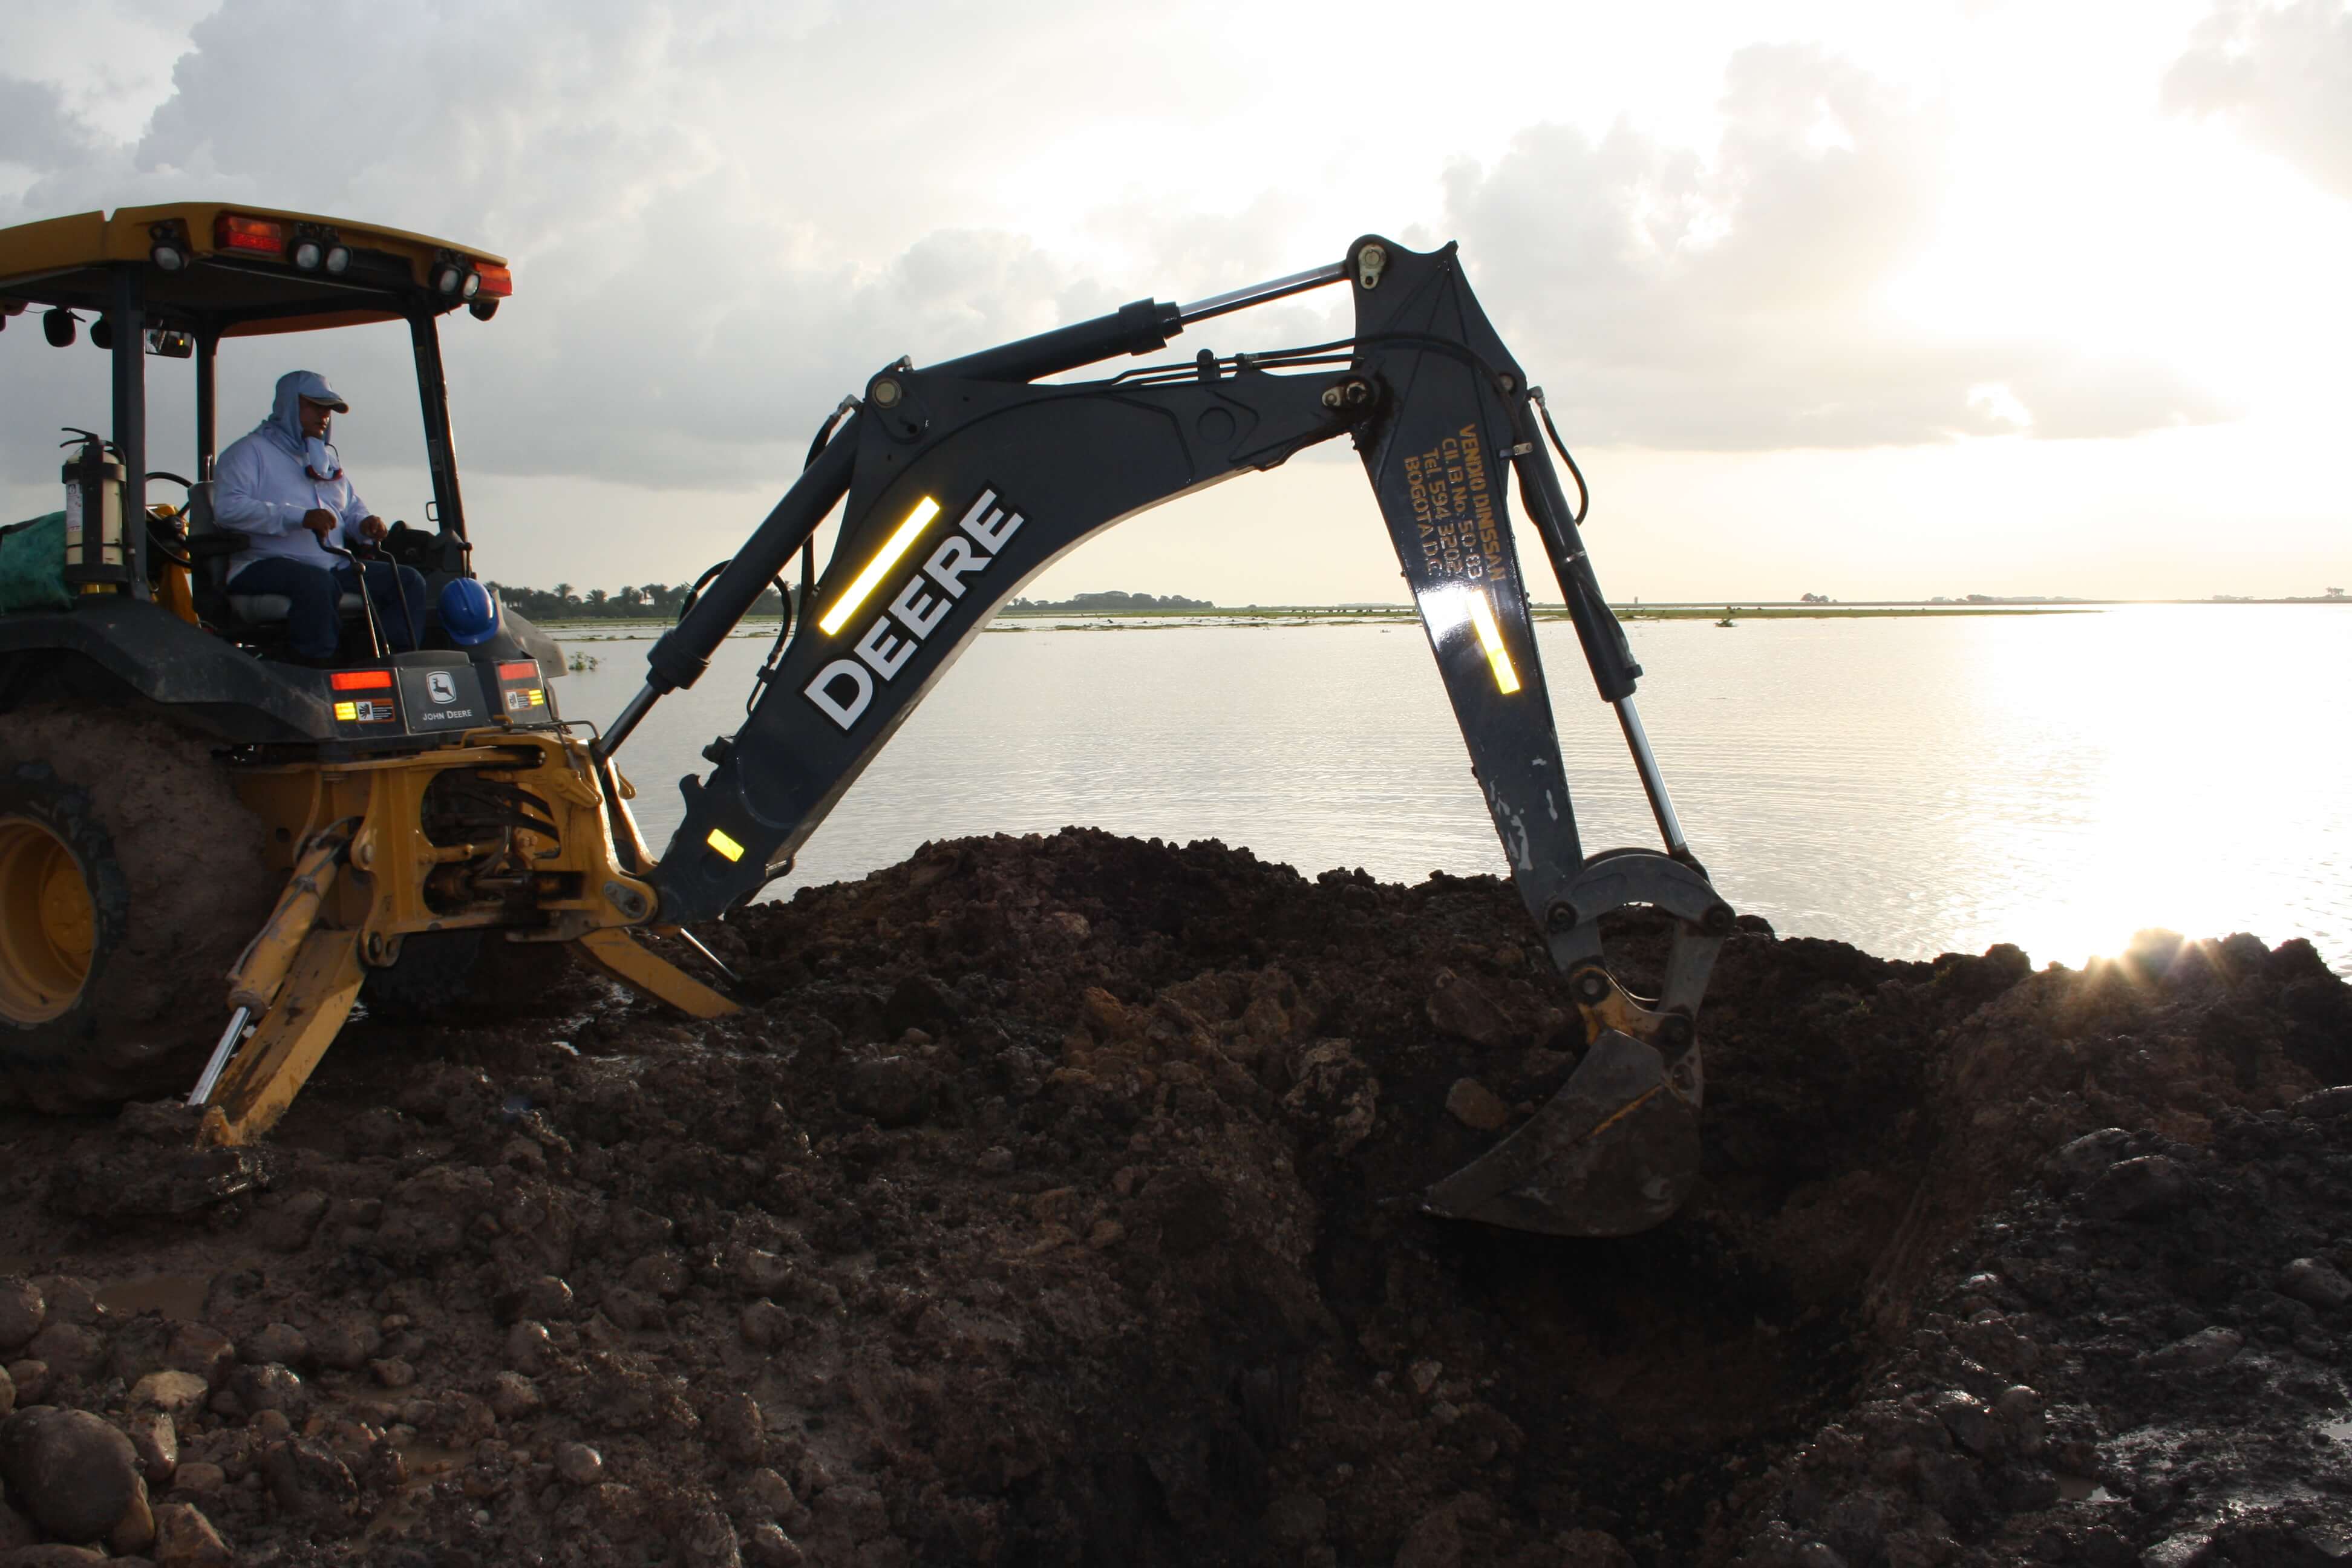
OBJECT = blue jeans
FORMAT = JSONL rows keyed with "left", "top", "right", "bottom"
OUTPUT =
{"left": 229, "top": 556, "right": 428, "bottom": 660}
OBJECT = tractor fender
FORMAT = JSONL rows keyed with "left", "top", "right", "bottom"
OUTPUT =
{"left": 0, "top": 598, "right": 331, "bottom": 742}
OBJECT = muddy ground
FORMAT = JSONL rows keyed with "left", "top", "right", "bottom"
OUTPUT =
{"left": 4, "top": 827, "right": 2351, "bottom": 1567}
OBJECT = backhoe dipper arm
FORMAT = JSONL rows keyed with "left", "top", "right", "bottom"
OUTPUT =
{"left": 626, "top": 237, "right": 1730, "bottom": 1236}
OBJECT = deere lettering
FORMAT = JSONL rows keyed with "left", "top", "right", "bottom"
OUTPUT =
{"left": 805, "top": 488, "right": 1024, "bottom": 730}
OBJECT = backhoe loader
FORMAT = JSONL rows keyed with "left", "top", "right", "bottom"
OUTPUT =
{"left": 0, "top": 205, "right": 1732, "bottom": 1236}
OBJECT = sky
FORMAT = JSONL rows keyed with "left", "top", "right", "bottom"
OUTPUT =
{"left": 2, "top": 0, "right": 2347, "bottom": 605}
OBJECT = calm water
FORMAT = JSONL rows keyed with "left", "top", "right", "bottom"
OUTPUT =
{"left": 556, "top": 605, "right": 2352, "bottom": 973}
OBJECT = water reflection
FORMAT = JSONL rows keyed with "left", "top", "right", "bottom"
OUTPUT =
{"left": 560, "top": 605, "right": 2350, "bottom": 973}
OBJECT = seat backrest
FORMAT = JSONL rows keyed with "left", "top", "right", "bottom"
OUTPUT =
{"left": 183, "top": 481, "right": 239, "bottom": 624}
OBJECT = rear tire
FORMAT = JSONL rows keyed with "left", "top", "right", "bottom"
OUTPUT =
{"left": 0, "top": 708, "right": 276, "bottom": 1109}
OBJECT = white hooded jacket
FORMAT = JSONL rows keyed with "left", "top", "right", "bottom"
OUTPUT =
{"left": 214, "top": 371, "right": 373, "bottom": 581}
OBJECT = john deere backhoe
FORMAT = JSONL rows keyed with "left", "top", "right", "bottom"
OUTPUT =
{"left": 0, "top": 205, "right": 1732, "bottom": 1236}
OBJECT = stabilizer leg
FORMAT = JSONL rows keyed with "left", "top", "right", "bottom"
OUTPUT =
{"left": 195, "top": 930, "right": 367, "bottom": 1148}
{"left": 574, "top": 929, "right": 741, "bottom": 1019}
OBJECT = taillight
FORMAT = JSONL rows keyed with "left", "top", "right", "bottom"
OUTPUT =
{"left": 328, "top": 668, "right": 393, "bottom": 690}
{"left": 473, "top": 264, "right": 513, "bottom": 298}
{"left": 215, "top": 214, "right": 286, "bottom": 255}
{"left": 496, "top": 661, "right": 537, "bottom": 679}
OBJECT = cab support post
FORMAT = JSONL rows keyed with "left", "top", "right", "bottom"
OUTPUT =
{"left": 408, "top": 312, "right": 468, "bottom": 540}
{"left": 195, "top": 329, "right": 219, "bottom": 480}
{"left": 109, "top": 265, "right": 149, "bottom": 598}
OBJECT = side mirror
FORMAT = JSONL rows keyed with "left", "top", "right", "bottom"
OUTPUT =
{"left": 145, "top": 330, "right": 195, "bottom": 359}
{"left": 43, "top": 308, "right": 76, "bottom": 348}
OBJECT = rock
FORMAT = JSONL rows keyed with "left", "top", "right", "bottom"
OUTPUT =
{"left": 126, "top": 1409, "right": 177, "bottom": 1486}
{"left": 24, "top": 1324, "right": 103, "bottom": 1380}
{"left": 109, "top": 1484, "right": 155, "bottom": 1555}
{"left": 1394, "top": 1501, "right": 1463, "bottom": 1568}
{"left": 742, "top": 1466, "right": 798, "bottom": 1521}
{"left": 1928, "top": 1390, "right": 1995, "bottom": 1455}
{"left": 253, "top": 1190, "right": 329, "bottom": 1253}
{"left": 0, "top": 1546, "right": 109, "bottom": 1565}
{"left": 169, "top": 1462, "right": 225, "bottom": 1496}
{"left": 370, "top": 1357, "right": 416, "bottom": 1389}
{"left": 505, "top": 1320, "right": 554, "bottom": 1374}
{"left": 0, "top": 1364, "right": 10, "bottom": 1419}
{"left": 623, "top": 1251, "right": 688, "bottom": 1299}
{"left": 1267, "top": 1492, "right": 1328, "bottom": 1547}
{"left": 307, "top": 1316, "right": 382, "bottom": 1372}
{"left": 710, "top": 1390, "right": 765, "bottom": 1464}
{"left": 238, "top": 1321, "right": 309, "bottom": 1368}
{"left": 2281, "top": 1258, "right": 2352, "bottom": 1309}
{"left": 601, "top": 1286, "right": 668, "bottom": 1331}
{"left": 1426, "top": 970, "right": 1514, "bottom": 1047}
{"left": 0, "top": 1504, "right": 30, "bottom": 1550}
{"left": 682, "top": 1505, "right": 743, "bottom": 1568}
{"left": 2082, "top": 1155, "right": 2190, "bottom": 1221}
{"left": 489, "top": 1371, "right": 541, "bottom": 1420}
{"left": 553, "top": 1440, "right": 603, "bottom": 1486}
{"left": 103, "top": 1314, "right": 172, "bottom": 1387}
{"left": 259, "top": 1437, "right": 358, "bottom": 1531}
{"left": 2140, "top": 1532, "right": 2212, "bottom": 1568}
{"left": 2050, "top": 1128, "right": 2133, "bottom": 1185}
{"left": 514, "top": 1275, "right": 575, "bottom": 1321}
{"left": 159, "top": 1325, "right": 232, "bottom": 1388}
{"left": 837, "top": 1056, "right": 930, "bottom": 1128}
{"left": 0, "top": 1281, "right": 41, "bottom": 1353}
{"left": 739, "top": 1249, "right": 793, "bottom": 1296}
{"left": 742, "top": 1521, "right": 804, "bottom": 1567}
{"left": 26, "top": 1279, "right": 97, "bottom": 1327}
{"left": 741, "top": 1299, "right": 790, "bottom": 1350}
{"left": 230, "top": 1362, "right": 305, "bottom": 1417}
{"left": 2141, "top": 1327, "right": 2243, "bottom": 1371}
{"left": 0, "top": 1406, "right": 151, "bottom": 1544}
{"left": 1444, "top": 1078, "right": 1512, "bottom": 1132}
{"left": 3, "top": 1365, "right": 42, "bottom": 1406}
{"left": 129, "top": 1373, "right": 209, "bottom": 1420}
{"left": 150, "top": 1502, "right": 233, "bottom": 1567}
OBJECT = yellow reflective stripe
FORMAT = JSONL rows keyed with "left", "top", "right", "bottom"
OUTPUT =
{"left": 1468, "top": 592, "right": 1521, "bottom": 694}
{"left": 818, "top": 496, "right": 941, "bottom": 636}
{"left": 705, "top": 828, "right": 745, "bottom": 862}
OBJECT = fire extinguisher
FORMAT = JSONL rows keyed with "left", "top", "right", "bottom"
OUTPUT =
{"left": 59, "top": 427, "right": 129, "bottom": 590}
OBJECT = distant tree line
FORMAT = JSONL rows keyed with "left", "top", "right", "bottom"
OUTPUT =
{"left": 486, "top": 581, "right": 798, "bottom": 621}
{"left": 1004, "top": 590, "right": 1214, "bottom": 613}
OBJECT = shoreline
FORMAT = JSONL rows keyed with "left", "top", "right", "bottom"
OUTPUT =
{"left": 529, "top": 598, "right": 2347, "bottom": 635}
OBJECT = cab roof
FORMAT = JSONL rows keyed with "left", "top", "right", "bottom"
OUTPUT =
{"left": 0, "top": 203, "right": 509, "bottom": 338}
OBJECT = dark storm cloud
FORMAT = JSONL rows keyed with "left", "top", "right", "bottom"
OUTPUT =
{"left": 2166, "top": 0, "right": 2352, "bottom": 201}
{"left": 1443, "top": 45, "right": 2230, "bottom": 450}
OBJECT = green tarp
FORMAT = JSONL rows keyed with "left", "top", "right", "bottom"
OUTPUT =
{"left": 0, "top": 512, "right": 73, "bottom": 613}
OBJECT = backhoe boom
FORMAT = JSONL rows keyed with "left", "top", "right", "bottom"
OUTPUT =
{"left": 610, "top": 235, "right": 1734, "bottom": 1236}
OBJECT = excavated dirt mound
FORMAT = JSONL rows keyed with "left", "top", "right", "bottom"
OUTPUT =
{"left": 1, "top": 827, "right": 2348, "bottom": 1567}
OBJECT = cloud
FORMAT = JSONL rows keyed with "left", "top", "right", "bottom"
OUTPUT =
{"left": 2166, "top": 0, "right": 2352, "bottom": 202}
{"left": 1, "top": 10, "right": 2230, "bottom": 514}
{"left": 1443, "top": 44, "right": 2229, "bottom": 450}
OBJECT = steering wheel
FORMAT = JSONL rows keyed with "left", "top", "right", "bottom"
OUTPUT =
{"left": 143, "top": 471, "right": 197, "bottom": 567}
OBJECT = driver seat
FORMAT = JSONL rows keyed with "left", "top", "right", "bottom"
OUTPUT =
{"left": 184, "top": 482, "right": 365, "bottom": 633}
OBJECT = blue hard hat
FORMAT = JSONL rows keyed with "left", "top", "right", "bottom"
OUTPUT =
{"left": 439, "top": 578, "right": 500, "bottom": 647}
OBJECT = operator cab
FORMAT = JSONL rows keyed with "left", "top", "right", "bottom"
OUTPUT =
{"left": 0, "top": 203, "right": 563, "bottom": 742}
